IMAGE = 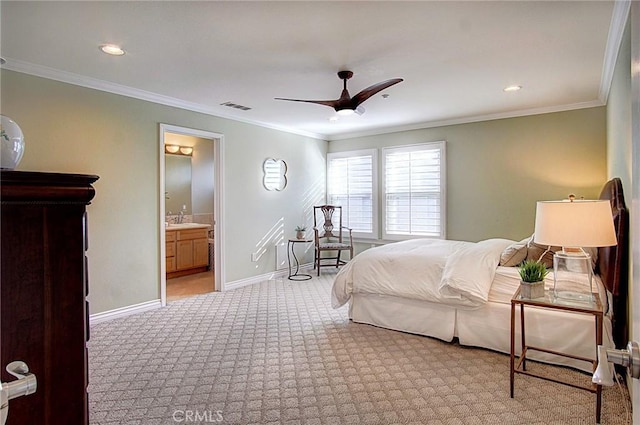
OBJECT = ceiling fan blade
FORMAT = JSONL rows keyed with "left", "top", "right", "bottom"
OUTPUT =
{"left": 274, "top": 98, "right": 339, "bottom": 108}
{"left": 351, "top": 78, "right": 403, "bottom": 107}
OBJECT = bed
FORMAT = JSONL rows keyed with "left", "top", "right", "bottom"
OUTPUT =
{"left": 332, "top": 178, "right": 629, "bottom": 372}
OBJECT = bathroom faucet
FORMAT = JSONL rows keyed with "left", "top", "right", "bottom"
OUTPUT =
{"left": 178, "top": 211, "right": 184, "bottom": 224}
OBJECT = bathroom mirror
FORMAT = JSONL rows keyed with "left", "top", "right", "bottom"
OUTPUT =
{"left": 165, "top": 154, "right": 192, "bottom": 214}
{"left": 263, "top": 158, "right": 287, "bottom": 191}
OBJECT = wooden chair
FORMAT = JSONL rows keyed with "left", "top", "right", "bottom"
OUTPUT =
{"left": 313, "top": 205, "right": 353, "bottom": 276}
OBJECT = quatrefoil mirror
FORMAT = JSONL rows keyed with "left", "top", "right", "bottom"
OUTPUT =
{"left": 263, "top": 158, "right": 287, "bottom": 191}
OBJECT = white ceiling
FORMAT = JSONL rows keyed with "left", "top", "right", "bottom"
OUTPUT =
{"left": 0, "top": 1, "right": 626, "bottom": 140}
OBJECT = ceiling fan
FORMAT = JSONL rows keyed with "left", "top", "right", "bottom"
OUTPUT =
{"left": 275, "top": 71, "right": 403, "bottom": 116}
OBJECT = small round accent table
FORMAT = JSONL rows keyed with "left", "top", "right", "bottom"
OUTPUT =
{"left": 287, "top": 238, "right": 312, "bottom": 280}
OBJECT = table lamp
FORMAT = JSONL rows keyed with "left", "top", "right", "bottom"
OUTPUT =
{"left": 534, "top": 198, "right": 616, "bottom": 302}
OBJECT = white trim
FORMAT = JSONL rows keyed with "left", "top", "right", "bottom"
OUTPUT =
{"left": 2, "top": 58, "right": 324, "bottom": 140}
{"left": 599, "top": 1, "right": 632, "bottom": 104}
{"left": 224, "top": 264, "right": 314, "bottom": 291}
{"left": 327, "top": 100, "right": 604, "bottom": 141}
{"left": 159, "top": 124, "right": 226, "bottom": 302}
{"left": 89, "top": 299, "right": 161, "bottom": 325}
{"left": 630, "top": 1, "right": 640, "bottom": 419}
{"left": 3, "top": 58, "right": 608, "bottom": 143}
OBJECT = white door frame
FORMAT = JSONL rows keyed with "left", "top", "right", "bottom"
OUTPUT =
{"left": 631, "top": 2, "right": 640, "bottom": 421}
{"left": 159, "top": 123, "right": 225, "bottom": 306}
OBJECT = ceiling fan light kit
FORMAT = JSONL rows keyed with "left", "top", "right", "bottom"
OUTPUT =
{"left": 336, "top": 108, "right": 355, "bottom": 116}
{"left": 276, "top": 71, "right": 403, "bottom": 116}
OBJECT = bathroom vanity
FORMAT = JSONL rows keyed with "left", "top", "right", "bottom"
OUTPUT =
{"left": 166, "top": 223, "right": 211, "bottom": 278}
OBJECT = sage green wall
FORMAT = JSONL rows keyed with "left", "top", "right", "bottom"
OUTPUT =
{"left": 1, "top": 70, "right": 327, "bottom": 314}
{"left": 607, "top": 17, "right": 631, "bottom": 188}
{"left": 329, "top": 107, "right": 607, "bottom": 245}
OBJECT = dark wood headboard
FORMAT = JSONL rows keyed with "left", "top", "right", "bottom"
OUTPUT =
{"left": 596, "top": 177, "right": 629, "bottom": 349}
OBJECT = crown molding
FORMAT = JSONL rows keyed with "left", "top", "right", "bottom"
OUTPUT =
{"left": 599, "top": 0, "right": 631, "bottom": 104}
{"left": 1, "top": 58, "right": 325, "bottom": 141}
{"left": 1, "top": 54, "right": 613, "bottom": 144}
{"left": 327, "top": 100, "right": 605, "bottom": 141}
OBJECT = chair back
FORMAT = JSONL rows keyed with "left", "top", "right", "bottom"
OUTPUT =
{"left": 313, "top": 205, "right": 343, "bottom": 242}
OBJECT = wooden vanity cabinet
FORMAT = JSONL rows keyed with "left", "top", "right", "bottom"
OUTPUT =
{"left": 176, "top": 239, "right": 195, "bottom": 269}
{"left": 193, "top": 238, "right": 209, "bottom": 266}
{"left": 166, "top": 226, "right": 210, "bottom": 278}
{"left": 0, "top": 170, "right": 98, "bottom": 425}
{"left": 166, "top": 230, "right": 177, "bottom": 272}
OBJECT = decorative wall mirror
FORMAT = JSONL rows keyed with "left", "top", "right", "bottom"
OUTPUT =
{"left": 263, "top": 158, "right": 287, "bottom": 191}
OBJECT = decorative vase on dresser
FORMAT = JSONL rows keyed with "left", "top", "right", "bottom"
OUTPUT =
{"left": 0, "top": 170, "right": 98, "bottom": 425}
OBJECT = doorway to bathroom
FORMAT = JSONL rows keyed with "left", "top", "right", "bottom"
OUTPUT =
{"left": 159, "top": 124, "right": 225, "bottom": 305}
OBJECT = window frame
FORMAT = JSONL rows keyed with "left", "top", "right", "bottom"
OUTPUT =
{"left": 326, "top": 149, "right": 379, "bottom": 240}
{"left": 381, "top": 141, "right": 446, "bottom": 241}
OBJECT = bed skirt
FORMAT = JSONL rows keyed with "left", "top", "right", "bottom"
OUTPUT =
{"left": 348, "top": 293, "right": 613, "bottom": 373}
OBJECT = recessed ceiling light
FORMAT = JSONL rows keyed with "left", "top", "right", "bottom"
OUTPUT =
{"left": 99, "top": 44, "right": 125, "bottom": 56}
{"left": 503, "top": 85, "right": 522, "bottom": 92}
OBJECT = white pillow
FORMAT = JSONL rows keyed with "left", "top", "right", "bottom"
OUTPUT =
{"left": 440, "top": 238, "right": 514, "bottom": 308}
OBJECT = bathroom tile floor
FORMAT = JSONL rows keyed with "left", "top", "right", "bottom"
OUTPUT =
{"left": 166, "top": 270, "right": 215, "bottom": 302}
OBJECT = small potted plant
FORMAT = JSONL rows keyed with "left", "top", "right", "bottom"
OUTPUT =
{"left": 518, "top": 259, "right": 549, "bottom": 299}
{"left": 295, "top": 226, "right": 306, "bottom": 240}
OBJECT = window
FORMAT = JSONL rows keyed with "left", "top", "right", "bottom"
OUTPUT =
{"left": 326, "top": 149, "right": 378, "bottom": 239}
{"left": 383, "top": 142, "right": 446, "bottom": 240}
{"left": 325, "top": 142, "right": 445, "bottom": 241}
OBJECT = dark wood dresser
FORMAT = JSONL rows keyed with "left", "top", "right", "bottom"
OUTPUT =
{"left": 0, "top": 171, "right": 98, "bottom": 425}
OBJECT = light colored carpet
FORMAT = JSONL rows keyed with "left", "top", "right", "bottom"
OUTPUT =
{"left": 88, "top": 271, "right": 631, "bottom": 424}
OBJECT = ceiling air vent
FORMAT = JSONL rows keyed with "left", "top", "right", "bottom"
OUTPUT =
{"left": 220, "top": 101, "right": 252, "bottom": 111}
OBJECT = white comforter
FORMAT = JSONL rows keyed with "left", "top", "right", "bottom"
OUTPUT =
{"left": 331, "top": 238, "right": 514, "bottom": 309}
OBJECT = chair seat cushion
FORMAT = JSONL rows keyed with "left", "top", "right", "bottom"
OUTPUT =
{"left": 319, "top": 242, "right": 351, "bottom": 249}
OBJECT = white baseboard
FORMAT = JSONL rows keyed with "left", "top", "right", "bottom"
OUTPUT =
{"left": 89, "top": 299, "right": 162, "bottom": 325}
{"left": 224, "top": 263, "right": 314, "bottom": 291}
{"left": 90, "top": 265, "right": 315, "bottom": 323}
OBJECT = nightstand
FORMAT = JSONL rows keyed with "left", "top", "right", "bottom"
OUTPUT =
{"left": 287, "top": 238, "right": 313, "bottom": 281}
{"left": 510, "top": 287, "right": 603, "bottom": 423}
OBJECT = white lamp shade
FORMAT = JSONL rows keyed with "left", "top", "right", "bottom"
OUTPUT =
{"left": 534, "top": 200, "right": 616, "bottom": 248}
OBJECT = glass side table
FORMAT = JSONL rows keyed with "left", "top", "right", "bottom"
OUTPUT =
{"left": 287, "top": 238, "right": 312, "bottom": 281}
{"left": 510, "top": 286, "right": 604, "bottom": 423}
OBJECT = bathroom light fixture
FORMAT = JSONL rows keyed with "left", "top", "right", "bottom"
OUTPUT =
{"left": 503, "top": 85, "right": 522, "bottom": 92}
{"left": 99, "top": 44, "right": 125, "bottom": 56}
{"left": 164, "top": 144, "right": 193, "bottom": 156}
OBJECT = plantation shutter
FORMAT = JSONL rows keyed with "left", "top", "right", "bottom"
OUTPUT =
{"left": 327, "top": 150, "right": 377, "bottom": 238}
{"left": 383, "top": 142, "right": 445, "bottom": 239}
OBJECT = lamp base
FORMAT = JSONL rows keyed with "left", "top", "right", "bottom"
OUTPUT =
{"left": 553, "top": 251, "right": 594, "bottom": 304}
{"left": 552, "top": 290, "right": 595, "bottom": 304}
